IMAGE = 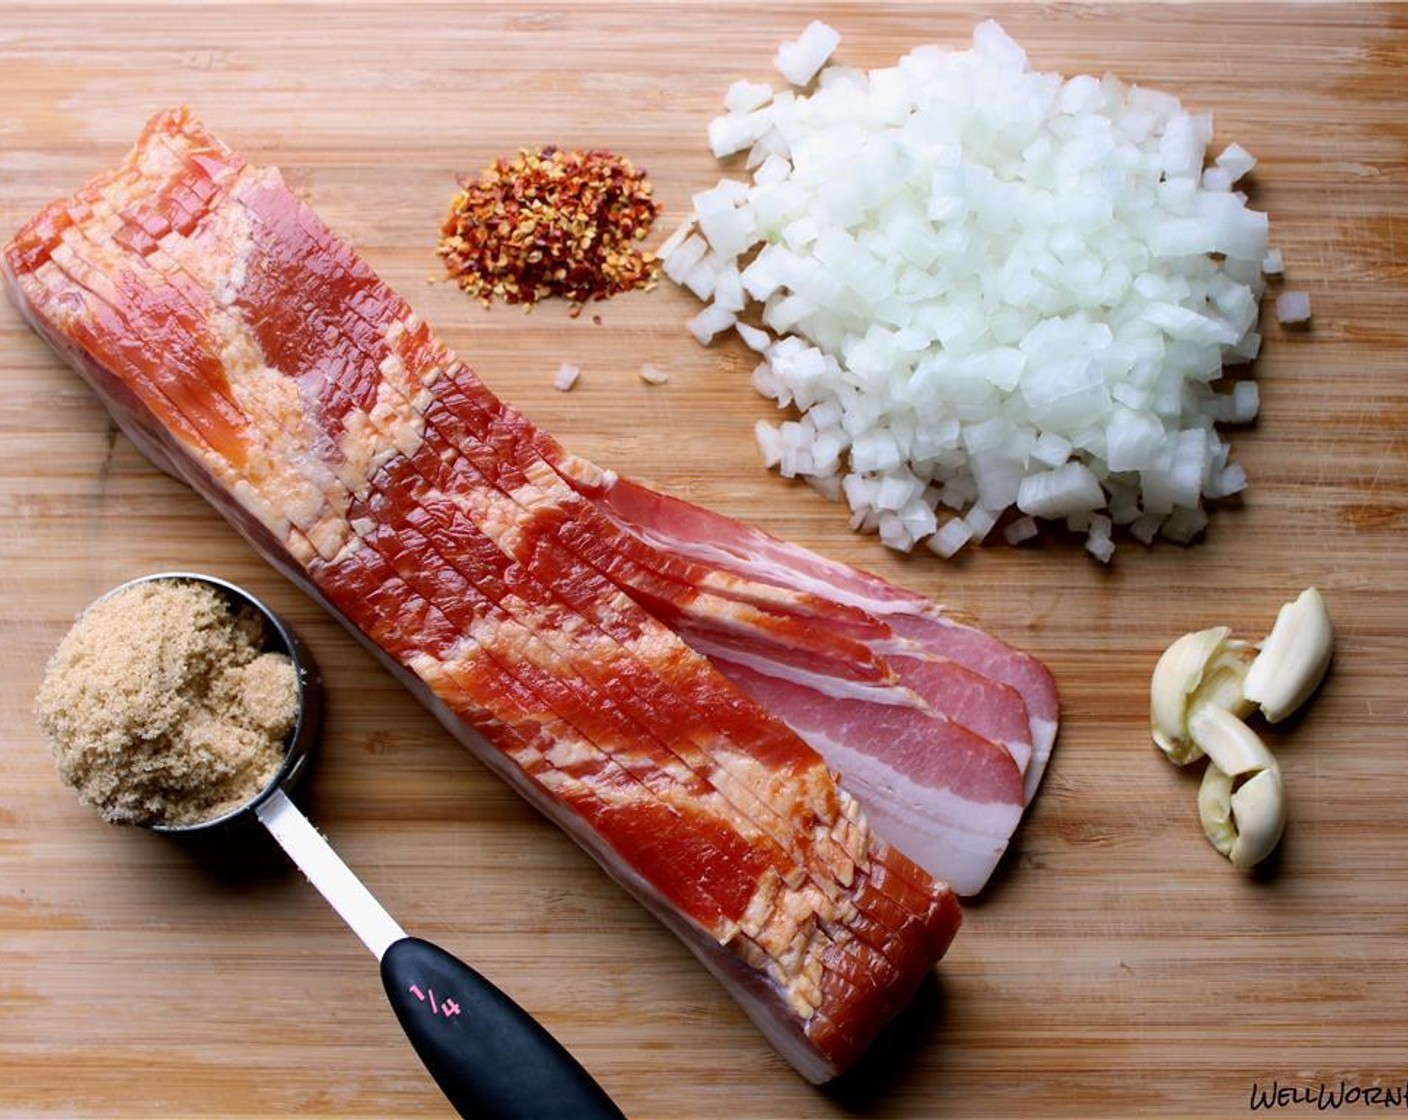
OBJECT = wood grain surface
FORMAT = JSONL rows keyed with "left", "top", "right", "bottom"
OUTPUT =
{"left": 2, "top": 3, "right": 1406, "bottom": 1117}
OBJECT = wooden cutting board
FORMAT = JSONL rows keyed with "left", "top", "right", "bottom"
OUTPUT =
{"left": 3, "top": 3, "right": 1406, "bottom": 1116}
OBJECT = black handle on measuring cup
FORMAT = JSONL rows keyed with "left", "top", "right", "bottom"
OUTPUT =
{"left": 381, "top": 936, "right": 626, "bottom": 1120}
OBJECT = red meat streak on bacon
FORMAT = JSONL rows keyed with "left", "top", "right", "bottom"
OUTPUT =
{"left": 0, "top": 108, "right": 1026, "bottom": 1083}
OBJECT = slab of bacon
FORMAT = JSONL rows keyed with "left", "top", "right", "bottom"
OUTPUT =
{"left": 5, "top": 109, "right": 1055, "bottom": 1081}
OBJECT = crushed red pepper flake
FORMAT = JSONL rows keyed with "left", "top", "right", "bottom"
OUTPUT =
{"left": 438, "top": 146, "right": 661, "bottom": 316}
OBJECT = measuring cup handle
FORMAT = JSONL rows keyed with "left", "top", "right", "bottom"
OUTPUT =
{"left": 381, "top": 936, "right": 626, "bottom": 1120}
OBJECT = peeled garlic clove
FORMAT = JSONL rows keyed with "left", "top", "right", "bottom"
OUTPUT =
{"left": 1198, "top": 763, "right": 1238, "bottom": 859}
{"left": 1187, "top": 702, "right": 1277, "bottom": 778}
{"left": 1151, "top": 627, "right": 1230, "bottom": 764}
{"left": 1199, "top": 762, "right": 1286, "bottom": 869}
{"left": 1191, "top": 705, "right": 1285, "bottom": 869}
{"left": 1197, "top": 640, "right": 1257, "bottom": 718}
{"left": 1244, "top": 588, "right": 1334, "bottom": 723}
{"left": 1230, "top": 767, "right": 1287, "bottom": 868}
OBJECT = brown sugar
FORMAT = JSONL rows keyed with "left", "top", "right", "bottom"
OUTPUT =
{"left": 35, "top": 579, "right": 298, "bottom": 827}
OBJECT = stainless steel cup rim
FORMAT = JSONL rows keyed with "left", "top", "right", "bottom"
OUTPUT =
{"left": 91, "top": 571, "right": 322, "bottom": 834}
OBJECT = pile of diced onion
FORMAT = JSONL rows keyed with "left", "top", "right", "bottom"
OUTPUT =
{"left": 663, "top": 20, "right": 1305, "bottom": 561}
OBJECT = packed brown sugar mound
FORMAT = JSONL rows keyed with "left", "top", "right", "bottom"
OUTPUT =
{"left": 35, "top": 579, "right": 298, "bottom": 827}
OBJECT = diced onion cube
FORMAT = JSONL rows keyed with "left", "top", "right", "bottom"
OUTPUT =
{"left": 1275, "top": 291, "right": 1312, "bottom": 324}
{"left": 725, "top": 79, "right": 774, "bottom": 113}
{"left": 1004, "top": 516, "right": 1039, "bottom": 545}
{"left": 552, "top": 363, "right": 580, "bottom": 392}
{"left": 927, "top": 517, "right": 974, "bottom": 558}
{"left": 774, "top": 21, "right": 841, "bottom": 87}
{"left": 687, "top": 303, "right": 737, "bottom": 344}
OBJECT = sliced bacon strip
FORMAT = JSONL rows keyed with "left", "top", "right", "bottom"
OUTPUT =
{"left": 4, "top": 108, "right": 972, "bottom": 1084}
{"left": 688, "top": 649, "right": 1025, "bottom": 897}
{"left": 572, "top": 474, "right": 1061, "bottom": 803}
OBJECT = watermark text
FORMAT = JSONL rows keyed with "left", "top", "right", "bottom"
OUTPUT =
{"left": 1249, "top": 1079, "right": 1408, "bottom": 1112}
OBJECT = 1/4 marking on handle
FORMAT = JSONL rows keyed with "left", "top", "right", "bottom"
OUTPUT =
{"left": 408, "top": 983, "right": 462, "bottom": 1018}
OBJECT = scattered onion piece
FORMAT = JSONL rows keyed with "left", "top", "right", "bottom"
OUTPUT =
{"left": 553, "top": 362, "right": 581, "bottom": 392}
{"left": 1275, "top": 291, "right": 1312, "bottom": 324}
{"left": 774, "top": 21, "right": 841, "bottom": 87}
